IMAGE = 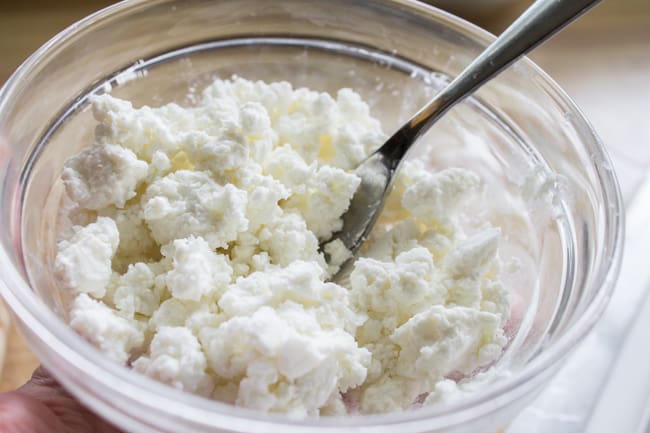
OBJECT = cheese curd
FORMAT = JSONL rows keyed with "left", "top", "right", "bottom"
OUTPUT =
{"left": 61, "top": 144, "right": 148, "bottom": 210}
{"left": 56, "top": 77, "right": 510, "bottom": 416}
{"left": 55, "top": 217, "right": 119, "bottom": 298}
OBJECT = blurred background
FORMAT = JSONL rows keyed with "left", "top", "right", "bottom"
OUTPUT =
{"left": 1, "top": 0, "right": 649, "bottom": 431}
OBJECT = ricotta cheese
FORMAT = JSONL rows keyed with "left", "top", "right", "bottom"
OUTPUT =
{"left": 55, "top": 77, "right": 510, "bottom": 416}
{"left": 62, "top": 143, "right": 148, "bottom": 210}
{"left": 55, "top": 217, "right": 119, "bottom": 298}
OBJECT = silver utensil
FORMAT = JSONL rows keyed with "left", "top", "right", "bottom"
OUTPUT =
{"left": 324, "top": 0, "right": 601, "bottom": 270}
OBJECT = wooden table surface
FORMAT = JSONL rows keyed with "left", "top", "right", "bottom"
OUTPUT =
{"left": 0, "top": 0, "right": 648, "bottom": 397}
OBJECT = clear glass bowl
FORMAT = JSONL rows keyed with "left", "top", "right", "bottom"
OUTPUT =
{"left": 0, "top": 1, "right": 623, "bottom": 432}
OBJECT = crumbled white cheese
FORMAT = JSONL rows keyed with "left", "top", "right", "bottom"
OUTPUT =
{"left": 57, "top": 77, "right": 511, "bottom": 416}
{"left": 351, "top": 247, "right": 444, "bottom": 335}
{"left": 142, "top": 170, "right": 248, "bottom": 249}
{"left": 133, "top": 326, "right": 214, "bottom": 396}
{"left": 55, "top": 217, "right": 119, "bottom": 298}
{"left": 161, "top": 236, "right": 233, "bottom": 301}
{"left": 98, "top": 202, "right": 159, "bottom": 273}
{"left": 202, "top": 78, "right": 384, "bottom": 170}
{"left": 257, "top": 212, "right": 324, "bottom": 268}
{"left": 381, "top": 162, "right": 481, "bottom": 234}
{"left": 392, "top": 305, "right": 506, "bottom": 382}
{"left": 149, "top": 298, "right": 224, "bottom": 336}
{"left": 111, "top": 262, "right": 159, "bottom": 317}
{"left": 349, "top": 242, "right": 506, "bottom": 413}
{"left": 264, "top": 146, "right": 361, "bottom": 239}
{"left": 402, "top": 167, "right": 481, "bottom": 231}
{"left": 201, "top": 305, "right": 369, "bottom": 416}
{"left": 69, "top": 293, "right": 144, "bottom": 364}
{"left": 61, "top": 144, "right": 148, "bottom": 210}
{"left": 323, "top": 238, "right": 352, "bottom": 276}
{"left": 233, "top": 164, "right": 289, "bottom": 233}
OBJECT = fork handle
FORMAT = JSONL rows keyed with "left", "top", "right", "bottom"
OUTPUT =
{"left": 380, "top": 0, "right": 602, "bottom": 162}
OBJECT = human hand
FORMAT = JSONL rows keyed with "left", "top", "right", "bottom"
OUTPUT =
{"left": 0, "top": 367, "right": 121, "bottom": 433}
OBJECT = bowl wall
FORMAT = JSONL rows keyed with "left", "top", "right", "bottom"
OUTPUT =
{"left": 0, "top": 1, "right": 623, "bottom": 433}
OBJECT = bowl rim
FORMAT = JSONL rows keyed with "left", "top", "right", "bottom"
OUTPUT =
{"left": 0, "top": 0, "right": 624, "bottom": 431}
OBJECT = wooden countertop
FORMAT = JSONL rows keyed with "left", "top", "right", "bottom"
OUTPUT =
{"left": 1, "top": 0, "right": 648, "bottom": 395}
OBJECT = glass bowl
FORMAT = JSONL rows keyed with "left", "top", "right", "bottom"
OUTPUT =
{"left": 0, "top": 1, "right": 623, "bottom": 432}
